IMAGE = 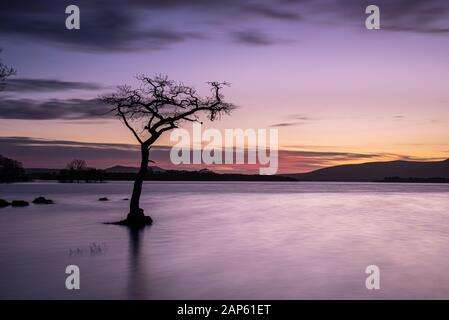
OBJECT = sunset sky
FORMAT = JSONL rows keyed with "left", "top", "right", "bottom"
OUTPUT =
{"left": 1, "top": 0, "right": 449, "bottom": 173}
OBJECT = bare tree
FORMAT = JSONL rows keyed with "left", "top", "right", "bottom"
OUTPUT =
{"left": 66, "top": 159, "right": 87, "bottom": 171}
{"left": 66, "top": 159, "right": 87, "bottom": 183}
{"left": 101, "top": 75, "right": 235, "bottom": 227}
{"left": 0, "top": 49, "right": 15, "bottom": 89}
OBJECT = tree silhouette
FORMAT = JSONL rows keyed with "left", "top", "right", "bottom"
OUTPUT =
{"left": 65, "top": 159, "right": 87, "bottom": 183}
{"left": 58, "top": 160, "right": 105, "bottom": 183}
{"left": 66, "top": 159, "right": 87, "bottom": 171}
{"left": 0, "top": 155, "right": 25, "bottom": 182}
{"left": 0, "top": 49, "right": 15, "bottom": 90}
{"left": 101, "top": 75, "right": 235, "bottom": 227}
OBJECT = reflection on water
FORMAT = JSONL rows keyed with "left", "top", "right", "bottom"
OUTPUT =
{"left": 1, "top": 181, "right": 449, "bottom": 299}
{"left": 127, "top": 227, "right": 149, "bottom": 299}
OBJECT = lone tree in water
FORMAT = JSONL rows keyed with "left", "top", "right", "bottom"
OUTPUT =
{"left": 101, "top": 75, "right": 235, "bottom": 227}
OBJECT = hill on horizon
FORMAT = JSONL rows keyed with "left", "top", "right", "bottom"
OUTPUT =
{"left": 286, "top": 158, "right": 449, "bottom": 182}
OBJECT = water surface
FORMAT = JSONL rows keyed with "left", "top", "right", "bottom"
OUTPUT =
{"left": 1, "top": 181, "right": 449, "bottom": 299}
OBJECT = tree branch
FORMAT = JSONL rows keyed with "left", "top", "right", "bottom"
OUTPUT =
{"left": 100, "top": 75, "right": 235, "bottom": 148}
{"left": 117, "top": 104, "right": 143, "bottom": 144}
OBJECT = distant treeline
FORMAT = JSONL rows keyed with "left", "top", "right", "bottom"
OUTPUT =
{"left": 0, "top": 155, "right": 28, "bottom": 182}
{"left": 57, "top": 168, "right": 106, "bottom": 183}
{"left": 3, "top": 155, "right": 449, "bottom": 183}
{"left": 2, "top": 155, "right": 294, "bottom": 182}
{"left": 28, "top": 169, "right": 296, "bottom": 182}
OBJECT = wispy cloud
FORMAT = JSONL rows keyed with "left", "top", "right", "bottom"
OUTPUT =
{"left": 270, "top": 114, "right": 321, "bottom": 127}
{"left": 317, "top": 0, "right": 449, "bottom": 34}
{"left": 292, "top": 115, "right": 321, "bottom": 121}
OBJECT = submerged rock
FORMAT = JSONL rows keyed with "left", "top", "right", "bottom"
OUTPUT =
{"left": 98, "top": 197, "right": 109, "bottom": 201}
{"left": 0, "top": 199, "right": 11, "bottom": 208}
{"left": 11, "top": 200, "right": 29, "bottom": 207}
{"left": 32, "top": 196, "right": 54, "bottom": 204}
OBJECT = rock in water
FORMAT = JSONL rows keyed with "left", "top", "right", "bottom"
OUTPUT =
{"left": 107, "top": 208, "right": 153, "bottom": 228}
{"left": 32, "top": 196, "right": 54, "bottom": 204}
{"left": 0, "top": 199, "right": 11, "bottom": 208}
{"left": 98, "top": 197, "right": 109, "bottom": 201}
{"left": 11, "top": 200, "right": 29, "bottom": 207}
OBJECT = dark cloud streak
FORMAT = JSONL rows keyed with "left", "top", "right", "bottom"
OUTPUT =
{"left": 0, "top": 98, "right": 110, "bottom": 120}
{"left": 1, "top": 0, "right": 447, "bottom": 52}
{"left": 0, "top": 0, "right": 203, "bottom": 52}
{"left": 243, "top": 4, "right": 302, "bottom": 21}
{"left": 4, "top": 78, "right": 103, "bottom": 92}
{"left": 270, "top": 122, "right": 302, "bottom": 127}
{"left": 232, "top": 30, "right": 288, "bottom": 46}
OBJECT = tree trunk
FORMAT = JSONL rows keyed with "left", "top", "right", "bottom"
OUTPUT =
{"left": 129, "top": 144, "right": 149, "bottom": 216}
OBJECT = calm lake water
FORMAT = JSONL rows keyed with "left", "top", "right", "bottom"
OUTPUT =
{"left": 1, "top": 181, "right": 449, "bottom": 299}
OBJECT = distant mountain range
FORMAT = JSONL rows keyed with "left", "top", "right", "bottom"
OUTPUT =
{"left": 285, "top": 158, "right": 449, "bottom": 182}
